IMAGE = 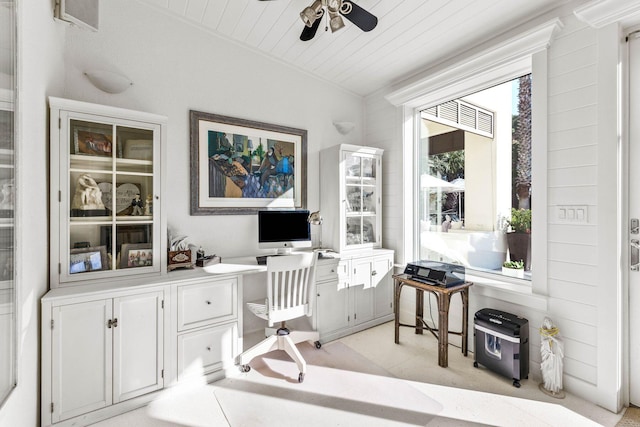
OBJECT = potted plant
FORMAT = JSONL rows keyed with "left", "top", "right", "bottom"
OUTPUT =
{"left": 502, "top": 260, "right": 525, "bottom": 278}
{"left": 506, "top": 208, "right": 531, "bottom": 271}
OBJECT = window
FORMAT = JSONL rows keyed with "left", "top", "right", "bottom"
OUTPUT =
{"left": 417, "top": 75, "right": 532, "bottom": 279}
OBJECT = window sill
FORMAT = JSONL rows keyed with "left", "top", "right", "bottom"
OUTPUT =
{"left": 465, "top": 271, "right": 548, "bottom": 311}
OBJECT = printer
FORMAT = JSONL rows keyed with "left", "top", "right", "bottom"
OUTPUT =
{"left": 403, "top": 260, "right": 465, "bottom": 287}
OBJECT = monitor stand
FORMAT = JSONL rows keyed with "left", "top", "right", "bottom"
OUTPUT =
{"left": 276, "top": 248, "right": 293, "bottom": 255}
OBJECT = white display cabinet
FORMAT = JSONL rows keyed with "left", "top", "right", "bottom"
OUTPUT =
{"left": 320, "top": 144, "right": 383, "bottom": 253}
{"left": 49, "top": 97, "right": 167, "bottom": 287}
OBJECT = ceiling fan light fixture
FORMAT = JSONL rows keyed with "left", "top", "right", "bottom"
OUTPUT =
{"left": 328, "top": 11, "right": 345, "bottom": 32}
{"left": 300, "top": 0, "right": 323, "bottom": 27}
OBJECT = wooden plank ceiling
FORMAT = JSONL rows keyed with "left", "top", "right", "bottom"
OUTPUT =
{"left": 139, "top": 0, "right": 569, "bottom": 96}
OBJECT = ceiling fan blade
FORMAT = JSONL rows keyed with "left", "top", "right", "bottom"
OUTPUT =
{"left": 341, "top": 0, "right": 377, "bottom": 32}
{"left": 300, "top": 9, "right": 324, "bottom": 41}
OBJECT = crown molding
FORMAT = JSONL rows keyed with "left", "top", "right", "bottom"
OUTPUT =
{"left": 574, "top": 0, "right": 640, "bottom": 28}
{"left": 385, "top": 18, "right": 563, "bottom": 108}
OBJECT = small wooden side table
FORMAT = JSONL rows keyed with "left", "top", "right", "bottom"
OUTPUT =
{"left": 393, "top": 273, "right": 473, "bottom": 368}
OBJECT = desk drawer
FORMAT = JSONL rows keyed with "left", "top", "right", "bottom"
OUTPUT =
{"left": 177, "top": 322, "right": 238, "bottom": 379}
{"left": 177, "top": 278, "right": 238, "bottom": 332}
{"left": 316, "top": 263, "right": 339, "bottom": 282}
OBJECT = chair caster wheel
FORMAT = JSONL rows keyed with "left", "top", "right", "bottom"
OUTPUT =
{"left": 298, "top": 372, "right": 305, "bottom": 383}
{"left": 315, "top": 341, "right": 322, "bottom": 349}
{"left": 240, "top": 364, "right": 251, "bottom": 373}
{"left": 513, "top": 380, "right": 521, "bottom": 388}
{"left": 473, "top": 361, "right": 478, "bottom": 368}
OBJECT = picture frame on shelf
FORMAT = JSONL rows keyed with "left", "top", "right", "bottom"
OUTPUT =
{"left": 189, "top": 110, "right": 307, "bottom": 215}
{"left": 120, "top": 243, "right": 153, "bottom": 269}
{"left": 69, "top": 245, "right": 108, "bottom": 274}
{"left": 73, "top": 126, "right": 113, "bottom": 157}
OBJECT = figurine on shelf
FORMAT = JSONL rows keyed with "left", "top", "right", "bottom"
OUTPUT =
{"left": 144, "top": 194, "right": 153, "bottom": 216}
{"left": 71, "top": 174, "right": 105, "bottom": 211}
{"left": 131, "top": 193, "right": 144, "bottom": 216}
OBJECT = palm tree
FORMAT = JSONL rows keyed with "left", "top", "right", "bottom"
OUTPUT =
{"left": 515, "top": 74, "right": 532, "bottom": 209}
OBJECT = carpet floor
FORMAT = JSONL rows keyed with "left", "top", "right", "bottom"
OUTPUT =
{"left": 91, "top": 322, "right": 625, "bottom": 426}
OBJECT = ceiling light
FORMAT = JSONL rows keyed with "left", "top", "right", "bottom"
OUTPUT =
{"left": 297, "top": 0, "right": 377, "bottom": 42}
{"left": 300, "top": 0, "right": 323, "bottom": 27}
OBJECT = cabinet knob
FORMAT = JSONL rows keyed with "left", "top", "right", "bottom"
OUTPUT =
{"left": 206, "top": 346, "right": 211, "bottom": 351}
{"left": 205, "top": 300, "right": 211, "bottom": 305}
{"left": 372, "top": 270, "right": 377, "bottom": 276}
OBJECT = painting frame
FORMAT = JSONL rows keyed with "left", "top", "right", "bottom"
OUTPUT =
{"left": 189, "top": 110, "right": 307, "bottom": 215}
{"left": 73, "top": 125, "right": 114, "bottom": 157}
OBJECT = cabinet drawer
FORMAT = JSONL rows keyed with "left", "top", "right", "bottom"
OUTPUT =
{"left": 177, "top": 278, "right": 238, "bottom": 332}
{"left": 316, "top": 263, "right": 339, "bottom": 282}
{"left": 177, "top": 322, "right": 238, "bottom": 380}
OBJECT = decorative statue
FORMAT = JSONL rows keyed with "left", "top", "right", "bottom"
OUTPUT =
{"left": 131, "top": 193, "right": 144, "bottom": 216}
{"left": 539, "top": 317, "right": 565, "bottom": 398}
{"left": 441, "top": 214, "right": 452, "bottom": 233}
{"left": 144, "top": 194, "right": 153, "bottom": 216}
{"left": 71, "top": 174, "right": 105, "bottom": 210}
{"left": 0, "top": 180, "right": 14, "bottom": 210}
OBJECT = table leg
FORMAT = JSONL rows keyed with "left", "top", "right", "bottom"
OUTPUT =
{"left": 394, "top": 279, "right": 403, "bottom": 344}
{"left": 437, "top": 293, "right": 451, "bottom": 367}
{"left": 461, "top": 288, "right": 469, "bottom": 357}
{"left": 415, "top": 289, "right": 424, "bottom": 335}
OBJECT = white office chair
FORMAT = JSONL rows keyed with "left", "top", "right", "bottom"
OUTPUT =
{"left": 237, "top": 252, "right": 321, "bottom": 383}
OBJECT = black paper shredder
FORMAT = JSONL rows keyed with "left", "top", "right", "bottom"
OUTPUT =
{"left": 473, "top": 308, "right": 529, "bottom": 387}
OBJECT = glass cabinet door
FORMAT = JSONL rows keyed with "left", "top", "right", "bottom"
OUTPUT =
{"left": 343, "top": 151, "right": 379, "bottom": 248}
{"left": 64, "top": 117, "right": 158, "bottom": 279}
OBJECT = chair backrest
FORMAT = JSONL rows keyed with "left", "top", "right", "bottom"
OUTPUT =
{"left": 266, "top": 252, "right": 318, "bottom": 325}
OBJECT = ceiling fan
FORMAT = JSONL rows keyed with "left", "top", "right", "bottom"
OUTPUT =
{"left": 259, "top": 0, "right": 378, "bottom": 41}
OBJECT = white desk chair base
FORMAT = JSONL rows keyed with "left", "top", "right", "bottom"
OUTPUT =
{"left": 238, "top": 253, "right": 321, "bottom": 383}
{"left": 238, "top": 327, "right": 321, "bottom": 383}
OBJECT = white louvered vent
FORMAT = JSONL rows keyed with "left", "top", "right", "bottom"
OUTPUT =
{"left": 422, "top": 99, "right": 494, "bottom": 138}
{"left": 55, "top": 0, "right": 100, "bottom": 31}
{"left": 478, "top": 111, "right": 493, "bottom": 135}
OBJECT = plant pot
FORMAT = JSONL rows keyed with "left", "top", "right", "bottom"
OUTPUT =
{"left": 506, "top": 232, "right": 531, "bottom": 271}
{"left": 502, "top": 266, "right": 525, "bottom": 278}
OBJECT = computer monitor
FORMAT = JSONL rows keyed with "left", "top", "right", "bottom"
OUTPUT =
{"left": 258, "top": 209, "right": 311, "bottom": 254}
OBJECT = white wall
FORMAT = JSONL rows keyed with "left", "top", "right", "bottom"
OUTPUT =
{"left": 0, "top": 1, "right": 65, "bottom": 426}
{"left": 62, "top": 0, "right": 364, "bottom": 258}
{"left": 366, "top": 12, "right": 623, "bottom": 412}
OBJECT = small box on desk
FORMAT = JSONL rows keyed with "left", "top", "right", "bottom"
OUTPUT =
{"left": 168, "top": 250, "right": 193, "bottom": 271}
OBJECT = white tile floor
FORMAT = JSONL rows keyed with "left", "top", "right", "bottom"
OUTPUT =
{"left": 92, "top": 321, "right": 623, "bottom": 427}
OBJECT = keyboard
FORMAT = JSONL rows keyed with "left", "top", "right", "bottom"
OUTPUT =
{"left": 256, "top": 254, "right": 284, "bottom": 265}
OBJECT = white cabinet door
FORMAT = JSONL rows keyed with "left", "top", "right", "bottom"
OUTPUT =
{"left": 352, "top": 258, "right": 372, "bottom": 288}
{"left": 351, "top": 285, "right": 374, "bottom": 326}
{"left": 374, "top": 275, "right": 393, "bottom": 318}
{"left": 316, "top": 281, "right": 349, "bottom": 336}
{"left": 51, "top": 300, "right": 112, "bottom": 423}
{"left": 373, "top": 255, "right": 394, "bottom": 317}
{"left": 0, "top": 311, "right": 13, "bottom": 404}
{"left": 113, "top": 291, "right": 164, "bottom": 403}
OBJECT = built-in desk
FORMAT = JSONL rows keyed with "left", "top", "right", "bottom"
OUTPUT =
{"left": 40, "top": 249, "right": 394, "bottom": 427}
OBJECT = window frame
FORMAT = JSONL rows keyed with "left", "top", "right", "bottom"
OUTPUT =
{"left": 385, "top": 19, "right": 559, "bottom": 298}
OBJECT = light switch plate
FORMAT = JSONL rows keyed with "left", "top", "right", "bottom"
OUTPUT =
{"left": 557, "top": 205, "right": 588, "bottom": 223}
